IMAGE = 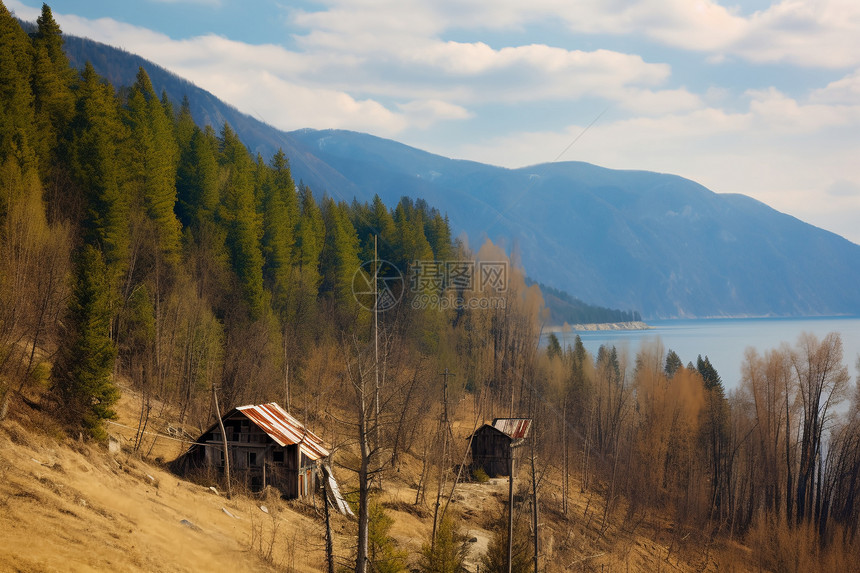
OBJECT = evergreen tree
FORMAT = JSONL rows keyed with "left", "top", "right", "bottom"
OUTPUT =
{"left": 68, "top": 62, "right": 129, "bottom": 282}
{"left": 696, "top": 354, "right": 722, "bottom": 390}
{"left": 54, "top": 245, "right": 120, "bottom": 439}
{"left": 260, "top": 149, "right": 297, "bottom": 305}
{"left": 30, "top": 3, "right": 75, "bottom": 173}
{"left": 392, "top": 197, "right": 433, "bottom": 272}
{"left": 546, "top": 332, "right": 562, "bottom": 360}
{"left": 320, "top": 196, "right": 360, "bottom": 310}
{"left": 355, "top": 194, "right": 396, "bottom": 263}
{"left": 665, "top": 349, "right": 683, "bottom": 378}
{"left": 122, "top": 67, "right": 182, "bottom": 264}
{"left": 367, "top": 502, "right": 407, "bottom": 573}
{"left": 424, "top": 211, "right": 453, "bottom": 262}
{"left": 418, "top": 514, "right": 469, "bottom": 573}
{"left": 0, "top": 2, "right": 36, "bottom": 169}
{"left": 176, "top": 120, "right": 219, "bottom": 229}
{"left": 295, "top": 183, "right": 325, "bottom": 290}
{"left": 218, "top": 123, "right": 265, "bottom": 318}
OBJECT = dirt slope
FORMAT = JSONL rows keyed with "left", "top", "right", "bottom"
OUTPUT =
{"left": 0, "top": 402, "right": 330, "bottom": 572}
{"left": 0, "top": 391, "right": 754, "bottom": 572}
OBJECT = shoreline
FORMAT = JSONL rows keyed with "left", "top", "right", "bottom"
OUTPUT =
{"left": 546, "top": 321, "right": 652, "bottom": 332}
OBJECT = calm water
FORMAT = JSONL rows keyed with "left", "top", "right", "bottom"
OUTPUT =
{"left": 546, "top": 317, "right": 860, "bottom": 391}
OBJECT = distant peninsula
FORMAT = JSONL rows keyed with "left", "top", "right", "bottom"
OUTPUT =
{"left": 548, "top": 321, "right": 651, "bottom": 332}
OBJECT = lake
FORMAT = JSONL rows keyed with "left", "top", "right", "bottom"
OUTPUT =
{"left": 546, "top": 317, "right": 860, "bottom": 391}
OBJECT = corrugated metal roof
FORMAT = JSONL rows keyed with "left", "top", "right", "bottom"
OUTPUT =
{"left": 236, "top": 403, "right": 330, "bottom": 460}
{"left": 492, "top": 418, "right": 532, "bottom": 440}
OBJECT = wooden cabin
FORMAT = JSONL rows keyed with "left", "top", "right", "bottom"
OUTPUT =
{"left": 468, "top": 418, "right": 532, "bottom": 478}
{"left": 173, "top": 403, "right": 329, "bottom": 499}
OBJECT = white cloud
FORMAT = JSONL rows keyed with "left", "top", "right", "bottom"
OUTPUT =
{"left": 305, "top": 0, "right": 860, "bottom": 69}
{"left": 397, "top": 99, "right": 472, "bottom": 128}
{"left": 44, "top": 4, "right": 695, "bottom": 132}
{"left": 809, "top": 69, "right": 860, "bottom": 104}
{"left": 6, "top": 0, "right": 39, "bottom": 19}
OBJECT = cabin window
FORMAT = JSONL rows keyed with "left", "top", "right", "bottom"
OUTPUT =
{"left": 273, "top": 450, "right": 284, "bottom": 464}
{"left": 248, "top": 452, "right": 257, "bottom": 466}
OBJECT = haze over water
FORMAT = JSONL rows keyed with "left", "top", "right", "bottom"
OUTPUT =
{"left": 549, "top": 317, "right": 860, "bottom": 391}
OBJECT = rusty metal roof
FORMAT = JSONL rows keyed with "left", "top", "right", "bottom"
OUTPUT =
{"left": 236, "top": 403, "right": 330, "bottom": 460}
{"left": 492, "top": 418, "right": 532, "bottom": 440}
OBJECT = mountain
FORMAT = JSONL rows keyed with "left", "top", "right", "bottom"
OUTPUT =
{"left": 62, "top": 35, "right": 860, "bottom": 319}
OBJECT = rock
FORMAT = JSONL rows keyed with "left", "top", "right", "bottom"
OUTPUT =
{"left": 180, "top": 519, "right": 202, "bottom": 532}
{"left": 259, "top": 505, "right": 268, "bottom": 514}
{"left": 222, "top": 507, "right": 238, "bottom": 519}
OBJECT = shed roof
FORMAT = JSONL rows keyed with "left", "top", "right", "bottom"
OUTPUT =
{"left": 492, "top": 418, "right": 532, "bottom": 440}
{"left": 233, "top": 403, "right": 330, "bottom": 460}
{"left": 468, "top": 418, "right": 533, "bottom": 442}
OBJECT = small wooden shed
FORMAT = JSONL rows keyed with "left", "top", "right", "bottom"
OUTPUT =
{"left": 468, "top": 418, "right": 532, "bottom": 478}
{"left": 173, "top": 403, "right": 329, "bottom": 499}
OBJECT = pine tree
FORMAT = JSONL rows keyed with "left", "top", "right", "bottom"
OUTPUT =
{"left": 355, "top": 194, "right": 396, "bottom": 263}
{"left": 295, "top": 183, "right": 325, "bottom": 291}
{"left": 546, "top": 332, "right": 562, "bottom": 360}
{"left": 217, "top": 123, "right": 265, "bottom": 318}
{"left": 30, "top": 3, "right": 75, "bottom": 173}
{"left": 424, "top": 211, "right": 452, "bottom": 262}
{"left": 122, "top": 67, "right": 182, "bottom": 264}
{"left": 54, "top": 245, "right": 120, "bottom": 439}
{"left": 392, "top": 197, "right": 433, "bottom": 271}
{"left": 665, "top": 349, "right": 683, "bottom": 378}
{"left": 260, "top": 149, "right": 297, "bottom": 307}
{"left": 367, "top": 502, "right": 407, "bottom": 573}
{"left": 176, "top": 123, "right": 219, "bottom": 230}
{"left": 696, "top": 354, "right": 722, "bottom": 390}
{"left": 418, "top": 514, "right": 469, "bottom": 573}
{"left": 0, "top": 2, "right": 36, "bottom": 169}
{"left": 68, "top": 62, "right": 129, "bottom": 282}
{"left": 320, "top": 197, "right": 360, "bottom": 311}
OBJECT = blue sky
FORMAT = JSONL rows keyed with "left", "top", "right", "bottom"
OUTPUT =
{"left": 9, "top": 0, "right": 860, "bottom": 244}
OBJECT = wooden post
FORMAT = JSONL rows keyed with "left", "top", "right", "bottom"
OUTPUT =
{"left": 322, "top": 470, "right": 336, "bottom": 573}
{"left": 531, "top": 438, "right": 538, "bottom": 573}
{"left": 508, "top": 450, "right": 514, "bottom": 573}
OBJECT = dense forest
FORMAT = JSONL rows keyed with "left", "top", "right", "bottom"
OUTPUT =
{"left": 2, "top": 4, "right": 860, "bottom": 572}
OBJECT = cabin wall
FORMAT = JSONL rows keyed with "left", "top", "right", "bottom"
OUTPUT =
{"left": 470, "top": 428, "right": 517, "bottom": 477}
{"left": 184, "top": 418, "right": 320, "bottom": 499}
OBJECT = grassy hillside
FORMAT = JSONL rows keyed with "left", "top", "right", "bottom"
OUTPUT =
{"left": 1, "top": 389, "right": 757, "bottom": 573}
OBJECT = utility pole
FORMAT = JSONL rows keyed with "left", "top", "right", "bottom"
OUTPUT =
{"left": 508, "top": 448, "right": 514, "bottom": 573}
{"left": 373, "top": 235, "right": 382, "bottom": 490}
{"left": 212, "top": 384, "right": 232, "bottom": 499}
{"left": 431, "top": 368, "right": 455, "bottom": 552}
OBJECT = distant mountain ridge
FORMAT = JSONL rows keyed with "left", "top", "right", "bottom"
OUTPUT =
{"left": 61, "top": 34, "right": 860, "bottom": 319}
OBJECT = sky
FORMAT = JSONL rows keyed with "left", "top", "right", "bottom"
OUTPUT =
{"left": 8, "top": 0, "right": 860, "bottom": 244}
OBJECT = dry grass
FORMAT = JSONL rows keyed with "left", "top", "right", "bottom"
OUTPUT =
{"left": 0, "top": 387, "right": 788, "bottom": 573}
{"left": 0, "top": 393, "right": 328, "bottom": 573}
